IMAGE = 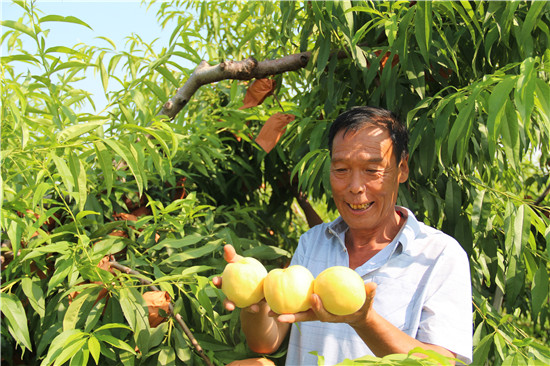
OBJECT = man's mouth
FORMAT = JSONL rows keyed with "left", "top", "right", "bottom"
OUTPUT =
{"left": 348, "top": 202, "right": 374, "bottom": 210}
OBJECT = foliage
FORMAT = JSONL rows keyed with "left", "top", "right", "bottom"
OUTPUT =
{"left": 1, "top": 1, "right": 550, "bottom": 365}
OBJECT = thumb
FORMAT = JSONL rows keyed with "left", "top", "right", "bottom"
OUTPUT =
{"left": 364, "top": 282, "right": 377, "bottom": 305}
{"left": 223, "top": 244, "right": 242, "bottom": 263}
{"left": 311, "top": 293, "right": 324, "bottom": 312}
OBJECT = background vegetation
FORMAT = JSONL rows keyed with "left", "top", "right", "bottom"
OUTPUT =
{"left": 1, "top": 1, "right": 549, "bottom": 365}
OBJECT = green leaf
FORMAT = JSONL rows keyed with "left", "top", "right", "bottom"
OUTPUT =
{"left": 500, "top": 99, "right": 520, "bottom": 168}
{"left": 534, "top": 78, "right": 550, "bottom": 127}
{"left": 118, "top": 287, "right": 150, "bottom": 355}
{"left": 102, "top": 139, "right": 144, "bottom": 195}
{"left": 504, "top": 204, "right": 530, "bottom": 257}
{"left": 157, "top": 346, "right": 176, "bottom": 365}
{"left": 1, "top": 20, "right": 37, "bottom": 40}
{"left": 155, "top": 65, "right": 179, "bottom": 88}
{"left": 406, "top": 52, "right": 426, "bottom": 99}
{"left": 447, "top": 92, "right": 476, "bottom": 162}
{"left": 150, "top": 234, "right": 203, "bottom": 251}
{"left": 122, "top": 124, "right": 171, "bottom": 157}
{"left": 144, "top": 80, "right": 167, "bottom": 102}
{"left": 160, "top": 240, "right": 222, "bottom": 265}
{"left": 98, "top": 52, "right": 109, "bottom": 93}
{"left": 531, "top": 264, "right": 549, "bottom": 319}
{"left": 39, "top": 15, "right": 92, "bottom": 30}
{"left": 88, "top": 336, "right": 101, "bottom": 365}
{"left": 93, "top": 141, "right": 113, "bottom": 196}
{"left": 519, "top": 1, "right": 546, "bottom": 54}
{"left": 487, "top": 76, "right": 516, "bottom": 158}
{"left": 1, "top": 54, "right": 39, "bottom": 63}
{"left": 514, "top": 57, "right": 536, "bottom": 123}
{"left": 32, "top": 181, "right": 52, "bottom": 208}
{"left": 94, "top": 333, "right": 137, "bottom": 354}
{"left": 0, "top": 293, "right": 33, "bottom": 350}
{"left": 444, "top": 178, "right": 461, "bottom": 226}
{"left": 63, "top": 286, "right": 103, "bottom": 331}
{"left": 68, "top": 348, "right": 89, "bottom": 366}
{"left": 243, "top": 245, "right": 290, "bottom": 260}
{"left": 316, "top": 33, "right": 331, "bottom": 77}
{"left": 493, "top": 332, "right": 506, "bottom": 362}
{"left": 67, "top": 152, "right": 88, "bottom": 212}
{"left": 93, "top": 323, "right": 133, "bottom": 333}
{"left": 23, "top": 241, "right": 71, "bottom": 262}
{"left": 40, "top": 330, "right": 83, "bottom": 366}
{"left": 52, "top": 61, "right": 89, "bottom": 73}
{"left": 53, "top": 337, "right": 87, "bottom": 366}
{"left": 414, "top": 1, "right": 432, "bottom": 65}
{"left": 21, "top": 277, "right": 46, "bottom": 318}
{"left": 84, "top": 296, "right": 107, "bottom": 332}
{"left": 75, "top": 210, "right": 99, "bottom": 222}
{"left": 473, "top": 333, "right": 493, "bottom": 364}
{"left": 57, "top": 119, "right": 105, "bottom": 143}
{"left": 505, "top": 254, "right": 525, "bottom": 309}
{"left": 51, "top": 153, "right": 74, "bottom": 193}
{"left": 45, "top": 46, "right": 82, "bottom": 55}
{"left": 160, "top": 265, "right": 214, "bottom": 280}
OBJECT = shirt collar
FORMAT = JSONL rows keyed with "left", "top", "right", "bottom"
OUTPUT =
{"left": 396, "top": 206, "right": 421, "bottom": 255}
{"left": 324, "top": 206, "right": 421, "bottom": 254}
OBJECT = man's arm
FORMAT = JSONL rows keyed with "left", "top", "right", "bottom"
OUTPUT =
{"left": 213, "top": 245, "right": 290, "bottom": 354}
{"left": 350, "top": 305, "right": 456, "bottom": 361}
{"left": 277, "top": 282, "right": 456, "bottom": 363}
{"left": 240, "top": 301, "right": 290, "bottom": 354}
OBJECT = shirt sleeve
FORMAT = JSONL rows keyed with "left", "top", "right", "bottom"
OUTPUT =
{"left": 416, "top": 240, "right": 473, "bottom": 364}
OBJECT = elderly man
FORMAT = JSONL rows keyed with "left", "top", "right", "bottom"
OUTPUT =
{"left": 216, "top": 106, "right": 472, "bottom": 365}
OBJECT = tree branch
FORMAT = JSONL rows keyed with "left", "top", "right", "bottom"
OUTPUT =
{"left": 534, "top": 180, "right": 550, "bottom": 206}
{"left": 159, "top": 52, "right": 311, "bottom": 119}
{"left": 109, "top": 260, "right": 214, "bottom": 366}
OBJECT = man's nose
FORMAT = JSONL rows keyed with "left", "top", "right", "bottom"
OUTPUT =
{"left": 349, "top": 171, "right": 365, "bottom": 194}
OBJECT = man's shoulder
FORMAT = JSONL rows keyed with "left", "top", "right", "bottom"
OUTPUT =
{"left": 402, "top": 209, "right": 467, "bottom": 258}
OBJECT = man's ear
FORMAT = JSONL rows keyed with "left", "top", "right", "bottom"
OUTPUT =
{"left": 398, "top": 154, "right": 409, "bottom": 183}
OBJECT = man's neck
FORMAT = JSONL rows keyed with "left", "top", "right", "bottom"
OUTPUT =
{"left": 345, "top": 210, "right": 406, "bottom": 269}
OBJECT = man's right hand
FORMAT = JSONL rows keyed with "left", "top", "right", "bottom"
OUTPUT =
{"left": 213, "top": 244, "right": 290, "bottom": 354}
{"left": 212, "top": 244, "right": 243, "bottom": 311}
{"left": 213, "top": 244, "right": 266, "bottom": 313}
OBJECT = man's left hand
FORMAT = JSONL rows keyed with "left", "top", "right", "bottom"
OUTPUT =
{"left": 275, "top": 282, "right": 377, "bottom": 327}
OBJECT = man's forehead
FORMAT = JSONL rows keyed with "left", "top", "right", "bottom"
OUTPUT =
{"left": 332, "top": 124, "right": 393, "bottom": 162}
{"left": 339, "top": 123, "right": 389, "bottom": 139}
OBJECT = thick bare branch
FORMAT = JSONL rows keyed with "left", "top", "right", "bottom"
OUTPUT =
{"left": 159, "top": 52, "right": 311, "bottom": 119}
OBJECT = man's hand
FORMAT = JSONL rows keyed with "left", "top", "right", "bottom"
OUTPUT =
{"left": 275, "top": 282, "right": 377, "bottom": 327}
{"left": 212, "top": 244, "right": 243, "bottom": 311}
{"left": 213, "top": 244, "right": 290, "bottom": 354}
{"left": 212, "top": 244, "right": 266, "bottom": 313}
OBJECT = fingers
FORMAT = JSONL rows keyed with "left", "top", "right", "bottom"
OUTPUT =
{"left": 276, "top": 309, "right": 317, "bottom": 323}
{"left": 213, "top": 276, "right": 236, "bottom": 311}
{"left": 244, "top": 302, "right": 261, "bottom": 314}
{"left": 223, "top": 298, "right": 236, "bottom": 312}
{"left": 309, "top": 293, "right": 341, "bottom": 323}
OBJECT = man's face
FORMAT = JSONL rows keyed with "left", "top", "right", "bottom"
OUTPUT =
{"left": 329, "top": 124, "right": 409, "bottom": 233}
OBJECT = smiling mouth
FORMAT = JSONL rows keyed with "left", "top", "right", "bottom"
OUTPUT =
{"left": 348, "top": 202, "right": 374, "bottom": 210}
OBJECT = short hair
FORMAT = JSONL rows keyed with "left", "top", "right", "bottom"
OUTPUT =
{"left": 327, "top": 106, "right": 409, "bottom": 164}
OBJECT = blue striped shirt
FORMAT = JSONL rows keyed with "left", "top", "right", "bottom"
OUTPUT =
{"left": 285, "top": 206, "right": 472, "bottom": 365}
